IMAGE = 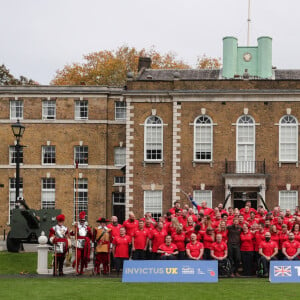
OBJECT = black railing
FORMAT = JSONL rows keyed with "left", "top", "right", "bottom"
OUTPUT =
{"left": 225, "top": 159, "right": 266, "bottom": 174}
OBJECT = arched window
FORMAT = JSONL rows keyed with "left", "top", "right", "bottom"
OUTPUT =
{"left": 236, "top": 115, "right": 255, "bottom": 173}
{"left": 279, "top": 115, "right": 298, "bottom": 162}
{"left": 194, "top": 115, "right": 213, "bottom": 161}
{"left": 144, "top": 116, "right": 163, "bottom": 161}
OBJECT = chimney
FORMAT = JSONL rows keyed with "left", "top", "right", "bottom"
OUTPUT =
{"left": 138, "top": 57, "right": 152, "bottom": 72}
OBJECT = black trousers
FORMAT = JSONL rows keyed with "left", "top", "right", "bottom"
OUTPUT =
{"left": 241, "top": 251, "right": 254, "bottom": 276}
{"left": 53, "top": 254, "right": 65, "bottom": 276}
{"left": 132, "top": 249, "right": 146, "bottom": 260}
{"left": 115, "top": 257, "right": 127, "bottom": 273}
{"left": 161, "top": 255, "right": 177, "bottom": 260}
{"left": 152, "top": 252, "right": 161, "bottom": 260}
{"left": 259, "top": 256, "right": 277, "bottom": 275}
{"left": 228, "top": 244, "right": 241, "bottom": 274}
{"left": 203, "top": 248, "right": 212, "bottom": 260}
{"left": 178, "top": 251, "right": 186, "bottom": 260}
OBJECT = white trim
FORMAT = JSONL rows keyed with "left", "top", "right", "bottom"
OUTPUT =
{"left": 193, "top": 115, "right": 213, "bottom": 162}
{"left": 279, "top": 115, "right": 298, "bottom": 162}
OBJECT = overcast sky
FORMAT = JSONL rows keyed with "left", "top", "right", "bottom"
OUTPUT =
{"left": 1, "top": 0, "right": 300, "bottom": 84}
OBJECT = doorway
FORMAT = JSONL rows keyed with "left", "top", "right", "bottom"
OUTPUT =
{"left": 233, "top": 191, "right": 258, "bottom": 209}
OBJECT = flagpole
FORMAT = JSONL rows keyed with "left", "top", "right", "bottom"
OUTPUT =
{"left": 75, "top": 160, "right": 79, "bottom": 274}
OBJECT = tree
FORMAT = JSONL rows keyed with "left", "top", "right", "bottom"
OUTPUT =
{"left": 51, "top": 46, "right": 191, "bottom": 86}
{"left": 196, "top": 54, "right": 222, "bottom": 70}
{"left": 0, "top": 64, "right": 38, "bottom": 86}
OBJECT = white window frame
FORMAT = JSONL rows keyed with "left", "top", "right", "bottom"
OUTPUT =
{"left": 113, "top": 192, "right": 125, "bottom": 204}
{"left": 193, "top": 190, "right": 212, "bottom": 211}
{"left": 279, "top": 190, "right": 298, "bottom": 214}
{"left": 115, "top": 101, "right": 127, "bottom": 120}
{"left": 9, "top": 178, "right": 23, "bottom": 224}
{"left": 42, "top": 100, "right": 56, "bottom": 120}
{"left": 75, "top": 100, "right": 88, "bottom": 120}
{"left": 74, "top": 178, "right": 88, "bottom": 221}
{"left": 193, "top": 115, "right": 213, "bottom": 162}
{"left": 144, "top": 116, "right": 163, "bottom": 162}
{"left": 10, "top": 100, "right": 24, "bottom": 120}
{"left": 74, "top": 146, "right": 88, "bottom": 165}
{"left": 279, "top": 115, "right": 298, "bottom": 162}
{"left": 42, "top": 145, "right": 56, "bottom": 165}
{"left": 9, "top": 146, "right": 23, "bottom": 165}
{"left": 236, "top": 115, "right": 255, "bottom": 173}
{"left": 114, "top": 147, "right": 126, "bottom": 166}
{"left": 144, "top": 190, "right": 162, "bottom": 221}
{"left": 41, "top": 178, "right": 56, "bottom": 209}
{"left": 114, "top": 176, "right": 126, "bottom": 185}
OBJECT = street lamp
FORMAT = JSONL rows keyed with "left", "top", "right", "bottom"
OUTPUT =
{"left": 11, "top": 119, "right": 25, "bottom": 203}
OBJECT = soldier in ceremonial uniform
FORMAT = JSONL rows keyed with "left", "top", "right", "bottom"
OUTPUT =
{"left": 49, "top": 214, "right": 69, "bottom": 276}
{"left": 70, "top": 211, "right": 92, "bottom": 275}
{"left": 94, "top": 217, "right": 111, "bottom": 275}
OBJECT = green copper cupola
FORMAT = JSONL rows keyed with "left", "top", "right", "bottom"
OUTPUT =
{"left": 222, "top": 36, "right": 272, "bottom": 79}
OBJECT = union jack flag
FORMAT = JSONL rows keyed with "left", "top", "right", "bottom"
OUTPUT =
{"left": 274, "top": 266, "right": 292, "bottom": 277}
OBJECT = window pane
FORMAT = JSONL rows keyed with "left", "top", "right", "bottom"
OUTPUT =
{"left": 115, "top": 101, "right": 126, "bottom": 120}
{"left": 144, "top": 191, "right": 162, "bottom": 221}
{"left": 9, "top": 146, "right": 23, "bottom": 164}
{"left": 74, "top": 178, "right": 88, "bottom": 220}
{"left": 74, "top": 146, "right": 88, "bottom": 165}
{"left": 10, "top": 100, "right": 23, "bottom": 119}
{"left": 194, "top": 115, "right": 212, "bottom": 161}
{"left": 9, "top": 178, "right": 23, "bottom": 223}
{"left": 279, "top": 191, "right": 298, "bottom": 213}
{"left": 41, "top": 178, "right": 55, "bottom": 209}
{"left": 193, "top": 190, "right": 212, "bottom": 208}
{"left": 75, "top": 100, "right": 88, "bottom": 120}
{"left": 42, "top": 100, "right": 56, "bottom": 120}
{"left": 42, "top": 146, "right": 56, "bottom": 164}
{"left": 145, "top": 116, "right": 163, "bottom": 161}
{"left": 114, "top": 147, "right": 125, "bottom": 165}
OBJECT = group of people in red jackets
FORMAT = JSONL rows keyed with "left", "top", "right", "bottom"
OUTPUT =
{"left": 110, "top": 195, "right": 300, "bottom": 277}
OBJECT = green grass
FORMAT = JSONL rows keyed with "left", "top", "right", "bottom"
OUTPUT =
{"left": 0, "top": 278, "right": 299, "bottom": 300}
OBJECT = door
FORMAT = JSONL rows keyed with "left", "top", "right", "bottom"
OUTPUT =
{"left": 233, "top": 191, "right": 258, "bottom": 209}
{"left": 112, "top": 192, "right": 125, "bottom": 224}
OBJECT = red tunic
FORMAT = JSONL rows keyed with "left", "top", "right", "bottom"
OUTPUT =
{"left": 133, "top": 229, "right": 148, "bottom": 250}
{"left": 171, "top": 232, "right": 186, "bottom": 251}
{"left": 259, "top": 240, "right": 278, "bottom": 256}
{"left": 113, "top": 235, "right": 131, "bottom": 258}
{"left": 282, "top": 240, "right": 300, "bottom": 257}
{"left": 211, "top": 241, "right": 227, "bottom": 258}
{"left": 149, "top": 229, "right": 167, "bottom": 253}
{"left": 122, "top": 219, "right": 139, "bottom": 237}
{"left": 186, "top": 241, "right": 204, "bottom": 258}
{"left": 158, "top": 243, "right": 178, "bottom": 256}
{"left": 240, "top": 231, "right": 254, "bottom": 251}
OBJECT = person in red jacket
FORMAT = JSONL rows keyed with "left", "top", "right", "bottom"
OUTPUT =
{"left": 107, "top": 216, "right": 122, "bottom": 240}
{"left": 186, "top": 233, "right": 204, "bottom": 260}
{"left": 203, "top": 228, "right": 215, "bottom": 260}
{"left": 122, "top": 212, "right": 139, "bottom": 237}
{"left": 157, "top": 235, "right": 178, "bottom": 259}
{"left": 172, "top": 224, "right": 187, "bottom": 260}
{"left": 112, "top": 227, "right": 131, "bottom": 275}
{"left": 211, "top": 234, "right": 230, "bottom": 277}
{"left": 282, "top": 232, "right": 300, "bottom": 260}
{"left": 258, "top": 232, "right": 278, "bottom": 277}
{"left": 240, "top": 223, "right": 254, "bottom": 276}
{"left": 149, "top": 221, "right": 167, "bottom": 260}
{"left": 70, "top": 211, "right": 92, "bottom": 275}
{"left": 49, "top": 214, "right": 69, "bottom": 276}
{"left": 132, "top": 220, "right": 149, "bottom": 260}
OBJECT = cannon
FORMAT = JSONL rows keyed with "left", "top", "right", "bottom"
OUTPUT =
{"left": 7, "top": 199, "right": 61, "bottom": 252}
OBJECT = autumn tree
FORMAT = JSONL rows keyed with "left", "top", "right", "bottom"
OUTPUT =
{"left": 196, "top": 54, "right": 222, "bottom": 69}
{"left": 51, "top": 46, "right": 190, "bottom": 86}
{"left": 0, "top": 64, "right": 38, "bottom": 85}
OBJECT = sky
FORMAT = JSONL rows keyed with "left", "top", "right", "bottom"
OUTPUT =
{"left": 1, "top": 0, "right": 300, "bottom": 84}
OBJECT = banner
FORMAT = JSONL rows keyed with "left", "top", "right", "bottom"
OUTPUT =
{"left": 270, "top": 261, "right": 300, "bottom": 283}
{"left": 122, "top": 260, "right": 218, "bottom": 282}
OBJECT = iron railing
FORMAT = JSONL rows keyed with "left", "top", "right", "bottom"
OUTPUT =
{"left": 225, "top": 159, "right": 266, "bottom": 174}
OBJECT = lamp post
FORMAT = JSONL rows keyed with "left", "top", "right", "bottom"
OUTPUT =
{"left": 11, "top": 119, "right": 25, "bottom": 202}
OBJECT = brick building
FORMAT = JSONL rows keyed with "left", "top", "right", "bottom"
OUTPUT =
{"left": 1, "top": 36, "right": 300, "bottom": 230}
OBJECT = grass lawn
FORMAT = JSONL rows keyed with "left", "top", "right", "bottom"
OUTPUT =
{"left": 0, "top": 278, "right": 299, "bottom": 300}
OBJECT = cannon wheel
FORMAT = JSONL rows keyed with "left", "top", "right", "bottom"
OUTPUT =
{"left": 6, "top": 231, "right": 21, "bottom": 252}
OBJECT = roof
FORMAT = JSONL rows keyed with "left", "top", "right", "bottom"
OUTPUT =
{"left": 137, "top": 68, "right": 300, "bottom": 81}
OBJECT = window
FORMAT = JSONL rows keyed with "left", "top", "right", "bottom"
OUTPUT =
{"left": 193, "top": 190, "right": 212, "bottom": 209}
{"left": 74, "top": 146, "right": 88, "bottom": 165}
{"left": 194, "top": 115, "right": 213, "bottom": 161}
{"left": 9, "top": 178, "right": 23, "bottom": 223}
{"left": 144, "top": 190, "right": 162, "bottom": 221}
{"left": 115, "top": 101, "right": 126, "bottom": 120}
{"left": 9, "top": 146, "right": 23, "bottom": 164}
{"left": 75, "top": 100, "right": 88, "bottom": 120}
{"left": 10, "top": 100, "right": 23, "bottom": 120}
{"left": 41, "top": 178, "right": 55, "bottom": 209}
{"left": 114, "top": 176, "right": 126, "bottom": 185}
{"left": 113, "top": 192, "right": 125, "bottom": 224}
{"left": 42, "top": 146, "right": 56, "bottom": 165}
{"left": 236, "top": 115, "right": 255, "bottom": 173}
{"left": 74, "top": 178, "right": 88, "bottom": 220}
{"left": 144, "top": 116, "right": 163, "bottom": 161}
{"left": 279, "top": 191, "right": 298, "bottom": 213}
{"left": 114, "top": 147, "right": 125, "bottom": 166}
{"left": 279, "top": 115, "right": 298, "bottom": 162}
{"left": 42, "top": 100, "right": 56, "bottom": 120}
